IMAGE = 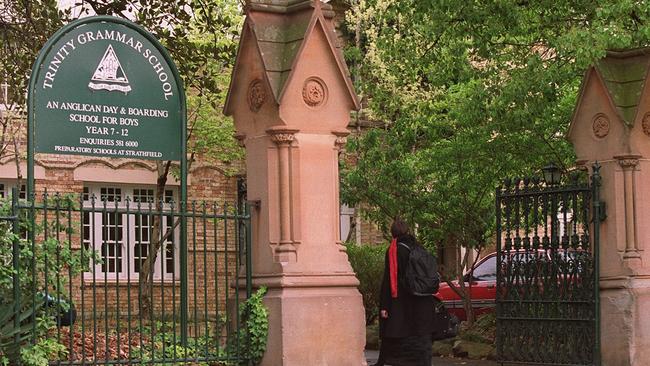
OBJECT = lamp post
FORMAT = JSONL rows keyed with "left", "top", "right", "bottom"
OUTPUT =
{"left": 542, "top": 162, "right": 562, "bottom": 186}
{"left": 542, "top": 162, "right": 562, "bottom": 248}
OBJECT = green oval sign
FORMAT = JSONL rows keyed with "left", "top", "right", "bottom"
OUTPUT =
{"left": 29, "top": 16, "right": 185, "bottom": 161}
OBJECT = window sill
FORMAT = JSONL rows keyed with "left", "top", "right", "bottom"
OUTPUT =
{"left": 81, "top": 278, "right": 179, "bottom": 287}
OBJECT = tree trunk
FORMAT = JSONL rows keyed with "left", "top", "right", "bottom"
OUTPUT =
{"left": 456, "top": 244, "right": 476, "bottom": 325}
{"left": 139, "top": 161, "right": 170, "bottom": 317}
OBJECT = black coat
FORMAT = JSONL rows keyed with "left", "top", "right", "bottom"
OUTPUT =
{"left": 379, "top": 234, "right": 436, "bottom": 338}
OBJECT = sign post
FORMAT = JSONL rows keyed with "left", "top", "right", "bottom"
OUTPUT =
{"left": 27, "top": 16, "right": 189, "bottom": 345}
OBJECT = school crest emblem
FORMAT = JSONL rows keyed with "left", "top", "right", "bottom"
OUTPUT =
{"left": 88, "top": 44, "right": 131, "bottom": 94}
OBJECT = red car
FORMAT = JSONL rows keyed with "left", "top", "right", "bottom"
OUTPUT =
{"left": 435, "top": 253, "right": 498, "bottom": 324}
{"left": 433, "top": 249, "right": 589, "bottom": 334}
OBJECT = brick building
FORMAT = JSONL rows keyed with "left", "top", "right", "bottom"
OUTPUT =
{"left": 0, "top": 105, "right": 245, "bottom": 345}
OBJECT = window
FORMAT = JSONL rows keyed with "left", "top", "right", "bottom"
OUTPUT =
{"left": 133, "top": 213, "right": 174, "bottom": 275}
{"left": 164, "top": 190, "right": 174, "bottom": 204}
{"left": 101, "top": 212, "right": 123, "bottom": 273}
{"left": 100, "top": 187, "right": 122, "bottom": 202}
{"left": 83, "top": 185, "right": 178, "bottom": 281}
{"left": 0, "top": 182, "right": 26, "bottom": 200}
{"left": 0, "top": 76, "right": 23, "bottom": 110}
{"left": 133, "top": 188, "right": 154, "bottom": 203}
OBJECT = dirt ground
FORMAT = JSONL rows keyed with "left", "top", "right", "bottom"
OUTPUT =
{"left": 364, "top": 350, "right": 498, "bottom": 366}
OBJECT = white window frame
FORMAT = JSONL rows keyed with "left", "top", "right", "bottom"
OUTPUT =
{"left": 0, "top": 81, "right": 8, "bottom": 110}
{"left": 0, "top": 181, "right": 26, "bottom": 200}
{"left": 0, "top": 181, "right": 27, "bottom": 240}
{"left": 83, "top": 185, "right": 179, "bottom": 282}
{"left": 0, "top": 77, "right": 25, "bottom": 112}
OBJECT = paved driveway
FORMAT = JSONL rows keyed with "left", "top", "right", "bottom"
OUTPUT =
{"left": 365, "top": 350, "right": 498, "bottom": 366}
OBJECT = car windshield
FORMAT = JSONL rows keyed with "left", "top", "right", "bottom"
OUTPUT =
{"left": 469, "top": 250, "right": 592, "bottom": 281}
{"left": 510, "top": 251, "right": 546, "bottom": 262}
{"left": 510, "top": 250, "right": 592, "bottom": 273}
{"left": 471, "top": 256, "right": 496, "bottom": 281}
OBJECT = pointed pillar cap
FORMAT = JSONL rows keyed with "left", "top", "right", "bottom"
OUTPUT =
{"left": 224, "top": 0, "right": 359, "bottom": 116}
{"left": 245, "top": 0, "right": 334, "bottom": 16}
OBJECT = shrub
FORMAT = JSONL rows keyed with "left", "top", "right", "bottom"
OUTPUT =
{"left": 20, "top": 338, "right": 68, "bottom": 366}
{"left": 229, "top": 287, "right": 269, "bottom": 365}
{"left": 0, "top": 196, "right": 89, "bottom": 365}
{"left": 0, "top": 297, "right": 45, "bottom": 362}
{"left": 345, "top": 243, "right": 386, "bottom": 324}
{"left": 459, "top": 312, "right": 496, "bottom": 345}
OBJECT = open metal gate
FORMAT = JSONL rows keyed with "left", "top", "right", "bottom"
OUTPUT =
{"left": 495, "top": 164, "right": 602, "bottom": 366}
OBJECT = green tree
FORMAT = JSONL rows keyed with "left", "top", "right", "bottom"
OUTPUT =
{"left": 0, "top": 0, "right": 64, "bottom": 178}
{"left": 341, "top": 0, "right": 650, "bottom": 323}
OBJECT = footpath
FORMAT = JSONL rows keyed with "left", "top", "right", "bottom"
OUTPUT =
{"left": 364, "top": 350, "right": 498, "bottom": 366}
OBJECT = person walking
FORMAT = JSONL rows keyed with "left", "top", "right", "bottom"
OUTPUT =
{"left": 373, "top": 218, "right": 436, "bottom": 366}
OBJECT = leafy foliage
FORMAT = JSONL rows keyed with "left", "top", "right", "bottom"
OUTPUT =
{"left": 19, "top": 337, "right": 68, "bottom": 366}
{"left": 341, "top": 0, "right": 650, "bottom": 324}
{"left": 128, "top": 288, "right": 268, "bottom": 366}
{"left": 345, "top": 243, "right": 386, "bottom": 324}
{"left": 458, "top": 312, "right": 496, "bottom": 345}
{"left": 0, "top": 0, "right": 63, "bottom": 164}
{"left": 231, "top": 287, "right": 269, "bottom": 365}
{"left": 187, "top": 93, "right": 244, "bottom": 174}
{"left": 0, "top": 196, "right": 91, "bottom": 364}
{"left": 0, "top": 297, "right": 45, "bottom": 363}
{"left": 0, "top": 0, "right": 63, "bottom": 108}
{"left": 130, "top": 321, "right": 217, "bottom": 365}
{"left": 0, "top": 0, "right": 242, "bottom": 104}
{"left": 342, "top": 0, "right": 650, "bottom": 251}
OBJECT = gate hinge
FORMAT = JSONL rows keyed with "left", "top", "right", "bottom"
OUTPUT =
{"left": 594, "top": 202, "right": 607, "bottom": 222}
{"left": 247, "top": 199, "right": 261, "bottom": 209}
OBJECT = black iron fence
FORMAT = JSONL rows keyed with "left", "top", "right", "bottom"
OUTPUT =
{"left": 0, "top": 187, "right": 252, "bottom": 365}
{"left": 495, "top": 165, "right": 602, "bottom": 366}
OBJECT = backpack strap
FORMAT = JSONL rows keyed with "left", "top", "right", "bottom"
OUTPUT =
{"left": 398, "top": 242, "right": 411, "bottom": 251}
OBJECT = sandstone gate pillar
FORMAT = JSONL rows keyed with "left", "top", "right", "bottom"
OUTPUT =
{"left": 569, "top": 48, "right": 650, "bottom": 365}
{"left": 224, "top": 1, "right": 367, "bottom": 365}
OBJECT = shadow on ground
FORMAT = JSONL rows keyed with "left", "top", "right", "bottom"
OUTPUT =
{"left": 364, "top": 350, "right": 498, "bottom": 366}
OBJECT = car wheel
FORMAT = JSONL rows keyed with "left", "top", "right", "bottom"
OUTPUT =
{"left": 432, "top": 299, "right": 458, "bottom": 340}
{"left": 447, "top": 314, "right": 459, "bottom": 338}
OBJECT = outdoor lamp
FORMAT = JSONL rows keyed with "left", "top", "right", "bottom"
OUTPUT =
{"left": 542, "top": 162, "right": 562, "bottom": 186}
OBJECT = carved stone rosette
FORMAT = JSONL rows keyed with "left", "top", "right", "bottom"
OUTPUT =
{"left": 247, "top": 79, "right": 266, "bottom": 112}
{"left": 302, "top": 77, "right": 327, "bottom": 107}
{"left": 642, "top": 112, "right": 650, "bottom": 137}
{"left": 592, "top": 113, "right": 610, "bottom": 139}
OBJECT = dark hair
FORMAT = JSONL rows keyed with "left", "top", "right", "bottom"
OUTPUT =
{"left": 390, "top": 217, "right": 409, "bottom": 238}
